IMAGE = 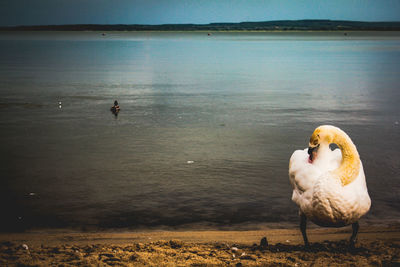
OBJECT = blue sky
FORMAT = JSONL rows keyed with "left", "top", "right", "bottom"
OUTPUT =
{"left": 1, "top": 0, "right": 400, "bottom": 26}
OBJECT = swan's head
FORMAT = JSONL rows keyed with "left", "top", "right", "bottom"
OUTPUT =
{"left": 308, "top": 125, "right": 335, "bottom": 162}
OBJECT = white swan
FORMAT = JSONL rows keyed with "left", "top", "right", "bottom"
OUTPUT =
{"left": 289, "top": 125, "right": 371, "bottom": 247}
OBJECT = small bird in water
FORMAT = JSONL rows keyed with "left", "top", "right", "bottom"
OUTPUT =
{"left": 110, "top": 100, "right": 120, "bottom": 116}
{"left": 289, "top": 125, "right": 371, "bottom": 248}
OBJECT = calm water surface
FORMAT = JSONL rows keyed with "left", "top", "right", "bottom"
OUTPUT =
{"left": 0, "top": 31, "right": 399, "bottom": 230}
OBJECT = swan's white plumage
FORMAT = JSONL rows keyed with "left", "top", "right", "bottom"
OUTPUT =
{"left": 289, "top": 126, "right": 371, "bottom": 227}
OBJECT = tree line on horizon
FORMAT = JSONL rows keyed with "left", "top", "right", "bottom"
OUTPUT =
{"left": 1, "top": 20, "right": 400, "bottom": 31}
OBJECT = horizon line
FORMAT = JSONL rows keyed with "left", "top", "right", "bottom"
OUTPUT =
{"left": 3, "top": 19, "right": 400, "bottom": 28}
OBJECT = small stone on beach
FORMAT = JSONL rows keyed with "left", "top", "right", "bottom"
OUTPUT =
{"left": 260, "top": 237, "right": 268, "bottom": 250}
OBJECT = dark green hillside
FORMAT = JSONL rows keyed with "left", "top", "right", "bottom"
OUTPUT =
{"left": 1, "top": 20, "right": 400, "bottom": 31}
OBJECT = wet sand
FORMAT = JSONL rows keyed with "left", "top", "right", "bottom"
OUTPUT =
{"left": 1, "top": 225, "right": 399, "bottom": 266}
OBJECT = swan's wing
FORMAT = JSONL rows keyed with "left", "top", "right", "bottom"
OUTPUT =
{"left": 340, "top": 161, "right": 371, "bottom": 214}
{"left": 289, "top": 149, "right": 322, "bottom": 207}
{"left": 311, "top": 163, "right": 371, "bottom": 225}
{"left": 289, "top": 149, "right": 319, "bottom": 191}
{"left": 289, "top": 150, "right": 306, "bottom": 191}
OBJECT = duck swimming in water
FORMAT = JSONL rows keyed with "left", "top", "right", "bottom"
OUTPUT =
{"left": 289, "top": 125, "right": 371, "bottom": 247}
{"left": 110, "top": 100, "right": 120, "bottom": 115}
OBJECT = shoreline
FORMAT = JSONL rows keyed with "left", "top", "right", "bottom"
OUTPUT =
{"left": 1, "top": 225, "right": 400, "bottom": 245}
{"left": 1, "top": 225, "right": 399, "bottom": 265}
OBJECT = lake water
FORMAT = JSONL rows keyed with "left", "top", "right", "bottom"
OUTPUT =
{"left": 0, "top": 31, "right": 399, "bottom": 231}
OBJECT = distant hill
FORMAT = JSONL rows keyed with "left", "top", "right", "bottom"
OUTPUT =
{"left": 1, "top": 20, "right": 400, "bottom": 31}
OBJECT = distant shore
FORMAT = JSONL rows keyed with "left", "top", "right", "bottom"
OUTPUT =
{"left": 1, "top": 225, "right": 399, "bottom": 266}
{"left": 1, "top": 19, "right": 400, "bottom": 32}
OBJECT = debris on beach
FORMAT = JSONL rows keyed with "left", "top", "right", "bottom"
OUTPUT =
{"left": 0, "top": 239, "right": 399, "bottom": 266}
{"left": 260, "top": 237, "right": 268, "bottom": 250}
{"left": 231, "top": 246, "right": 248, "bottom": 261}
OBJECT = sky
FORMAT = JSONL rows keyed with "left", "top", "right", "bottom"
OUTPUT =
{"left": 1, "top": 0, "right": 400, "bottom": 26}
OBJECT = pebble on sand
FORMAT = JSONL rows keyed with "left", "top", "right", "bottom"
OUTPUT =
{"left": 260, "top": 237, "right": 268, "bottom": 250}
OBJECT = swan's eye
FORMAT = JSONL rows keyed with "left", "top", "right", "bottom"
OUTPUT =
{"left": 313, "top": 139, "right": 318, "bottom": 146}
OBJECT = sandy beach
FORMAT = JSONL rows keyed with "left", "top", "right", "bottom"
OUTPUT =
{"left": 1, "top": 225, "right": 399, "bottom": 266}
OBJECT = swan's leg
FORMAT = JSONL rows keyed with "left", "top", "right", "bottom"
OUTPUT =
{"left": 300, "top": 213, "right": 309, "bottom": 247}
{"left": 350, "top": 222, "right": 359, "bottom": 248}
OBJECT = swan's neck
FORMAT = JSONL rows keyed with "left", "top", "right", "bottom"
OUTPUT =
{"left": 331, "top": 130, "right": 360, "bottom": 186}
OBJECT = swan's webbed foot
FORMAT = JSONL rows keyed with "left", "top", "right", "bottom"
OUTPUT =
{"left": 300, "top": 213, "right": 310, "bottom": 248}
{"left": 349, "top": 221, "right": 359, "bottom": 249}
